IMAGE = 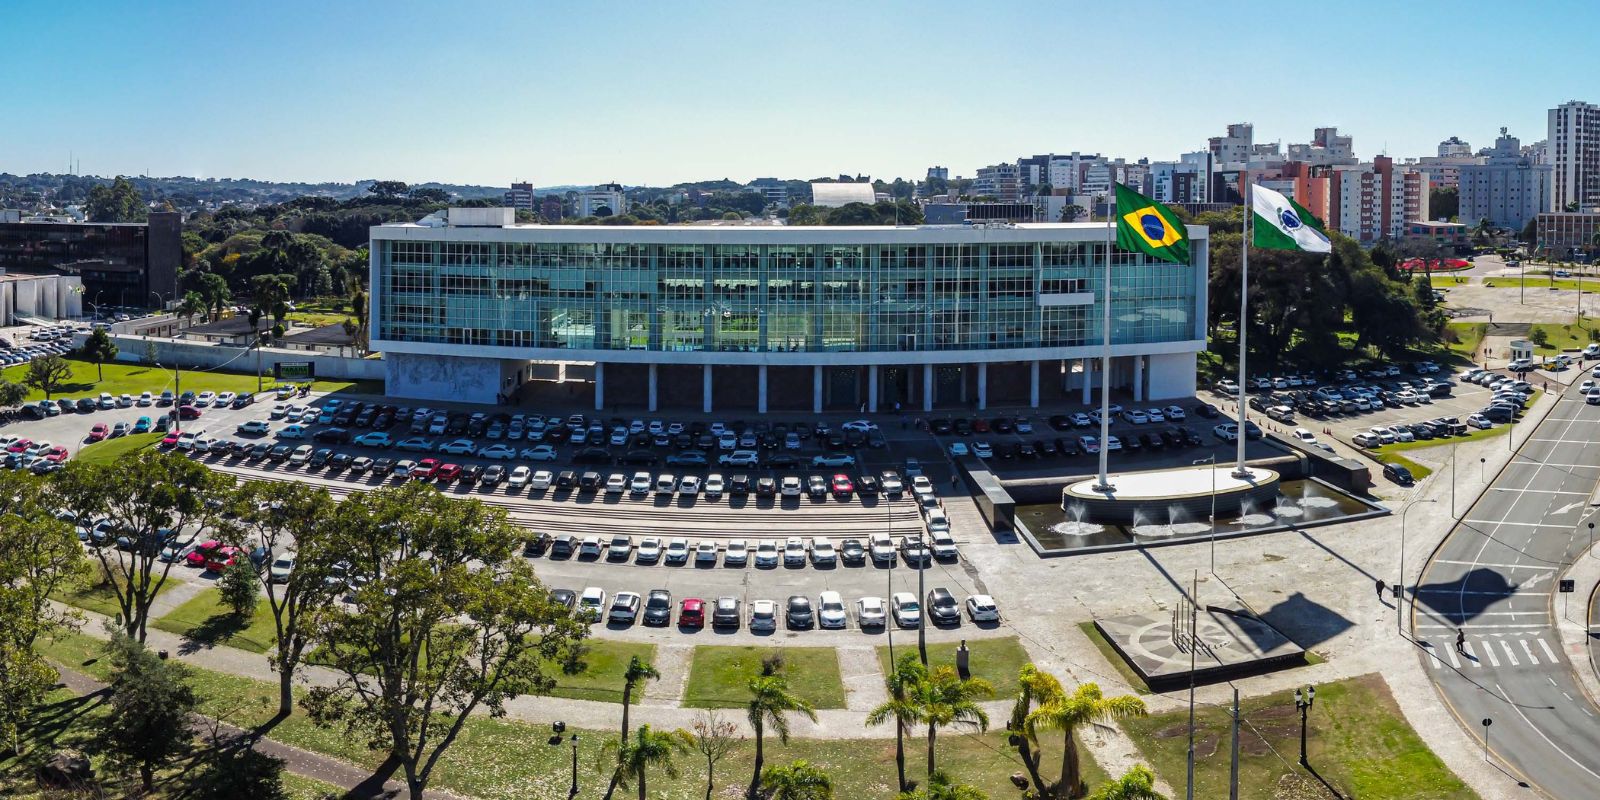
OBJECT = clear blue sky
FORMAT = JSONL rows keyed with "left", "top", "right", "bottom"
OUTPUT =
{"left": 2, "top": 0, "right": 1593, "bottom": 188}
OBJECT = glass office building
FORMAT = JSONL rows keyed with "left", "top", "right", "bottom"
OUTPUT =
{"left": 371, "top": 208, "right": 1207, "bottom": 411}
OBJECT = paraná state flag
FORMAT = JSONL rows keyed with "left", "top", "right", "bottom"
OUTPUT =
{"left": 1251, "top": 185, "right": 1332, "bottom": 253}
{"left": 1114, "top": 183, "right": 1190, "bottom": 265}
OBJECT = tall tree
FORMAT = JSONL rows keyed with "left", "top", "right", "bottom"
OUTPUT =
{"left": 1085, "top": 766, "right": 1160, "bottom": 800}
{"left": 250, "top": 273, "right": 295, "bottom": 328}
{"left": 0, "top": 472, "right": 82, "bottom": 754}
{"left": 301, "top": 482, "right": 585, "bottom": 800}
{"left": 81, "top": 326, "right": 119, "bottom": 382}
{"left": 911, "top": 666, "right": 993, "bottom": 782}
{"left": 95, "top": 633, "right": 198, "bottom": 791}
{"left": 85, "top": 176, "right": 148, "bottom": 223}
{"left": 177, "top": 290, "right": 206, "bottom": 326}
{"left": 759, "top": 759, "right": 834, "bottom": 800}
{"left": 0, "top": 379, "right": 29, "bottom": 410}
{"left": 746, "top": 663, "right": 818, "bottom": 798}
{"left": 1005, "top": 663, "right": 1063, "bottom": 797}
{"left": 604, "top": 655, "right": 662, "bottom": 799}
{"left": 368, "top": 180, "right": 410, "bottom": 198}
{"left": 24, "top": 353, "right": 73, "bottom": 400}
{"left": 691, "top": 710, "right": 743, "bottom": 800}
{"left": 597, "top": 724, "right": 693, "bottom": 800}
{"left": 56, "top": 452, "right": 232, "bottom": 641}
{"left": 1027, "top": 682, "right": 1147, "bottom": 799}
{"left": 231, "top": 481, "right": 339, "bottom": 719}
{"left": 197, "top": 271, "right": 232, "bottom": 321}
{"left": 866, "top": 653, "right": 928, "bottom": 793}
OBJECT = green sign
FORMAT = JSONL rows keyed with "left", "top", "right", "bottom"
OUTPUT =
{"left": 274, "top": 361, "right": 314, "bottom": 380}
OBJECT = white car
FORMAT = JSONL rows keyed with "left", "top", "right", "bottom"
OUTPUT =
{"left": 947, "top": 442, "right": 969, "bottom": 457}
{"left": 1145, "top": 407, "right": 1165, "bottom": 423}
{"left": 214, "top": 392, "right": 235, "bottom": 407}
{"left": 704, "top": 473, "right": 725, "bottom": 498}
{"left": 929, "top": 531, "right": 959, "bottom": 560}
{"left": 818, "top": 591, "right": 847, "bottom": 629}
{"left": 629, "top": 472, "right": 652, "bottom": 494}
{"left": 507, "top": 465, "right": 532, "bottom": 488}
{"left": 196, "top": 391, "right": 216, "bottom": 406}
{"left": 780, "top": 476, "right": 802, "bottom": 497}
{"left": 577, "top": 587, "right": 607, "bottom": 621}
{"left": 870, "top": 534, "right": 897, "bottom": 564}
{"left": 636, "top": 536, "right": 663, "bottom": 563}
{"left": 809, "top": 537, "right": 836, "bottom": 566}
{"left": 1212, "top": 424, "right": 1239, "bottom": 442}
{"left": 1588, "top": 389, "right": 1600, "bottom": 405}
{"left": 578, "top": 535, "right": 603, "bottom": 558}
{"left": 437, "top": 439, "right": 476, "bottom": 455}
{"left": 694, "top": 540, "right": 718, "bottom": 564}
{"left": 607, "top": 535, "right": 633, "bottom": 560}
{"left": 1292, "top": 428, "right": 1318, "bottom": 445}
{"left": 530, "top": 469, "right": 553, "bottom": 490}
{"left": 521, "top": 445, "right": 559, "bottom": 461}
{"left": 1077, "top": 435, "right": 1101, "bottom": 454}
{"left": 891, "top": 592, "right": 921, "bottom": 628}
{"left": 965, "top": 594, "right": 999, "bottom": 622}
{"left": 841, "top": 419, "right": 876, "bottom": 433}
{"left": 1122, "top": 409, "right": 1149, "bottom": 424}
{"left": 656, "top": 474, "right": 676, "bottom": 495}
{"left": 678, "top": 475, "right": 702, "bottom": 496}
{"left": 749, "top": 600, "right": 778, "bottom": 632}
{"left": 725, "top": 539, "right": 749, "bottom": 566}
{"left": 353, "top": 431, "right": 393, "bottom": 447}
{"left": 269, "top": 551, "right": 297, "bottom": 583}
{"left": 783, "top": 537, "right": 807, "bottom": 566}
{"left": 1164, "top": 405, "right": 1187, "bottom": 421}
{"left": 608, "top": 592, "right": 641, "bottom": 625}
{"left": 605, "top": 473, "right": 627, "bottom": 494}
{"left": 288, "top": 444, "right": 313, "bottom": 465}
{"left": 972, "top": 441, "right": 993, "bottom": 459}
{"left": 137, "top": 391, "right": 154, "bottom": 407}
{"left": 665, "top": 537, "right": 690, "bottom": 563}
{"left": 1467, "top": 414, "right": 1494, "bottom": 430}
{"left": 857, "top": 596, "right": 887, "bottom": 628}
{"left": 478, "top": 444, "right": 518, "bottom": 460}
{"left": 1367, "top": 426, "right": 1396, "bottom": 445}
{"left": 754, "top": 540, "right": 780, "bottom": 567}
{"left": 1104, "top": 435, "right": 1122, "bottom": 452}
{"left": 278, "top": 424, "right": 308, "bottom": 440}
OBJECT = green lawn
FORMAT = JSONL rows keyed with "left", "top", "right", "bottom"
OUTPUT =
{"left": 1429, "top": 275, "right": 1473, "bottom": 288}
{"left": 1122, "top": 673, "right": 1476, "bottom": 800}
{"left": 544, "top": 639, "right": 657, "bottom": 703}
{"left": 1527, "top": 321, "right": 1600, "bottom": 354}
{"left": 874, "top": 636, "right": 1032, "bottom": 699}
{"left": 75, "top": 431, "right": 164, "bottom": 464}
{"left": 1370, "top": 395, "right": 1537, "bottom": 456}
{"left": 153, "top": 588, "right": 281, "bottom": 654}
{"left": 1480, "top": 275, "right": 1593, "bottom": 292}
{"left": 1373, "top": 452, "right": 1434, "bottom": 481}
{"left": 1, "top": 356, "right": 381, "bottom": 401}
{"left": 38, "top": 630, "right": 1102, "bottom": 800}
{"left": 684, "top": 645, "right": 846, "bottom": 709}
{"left": 51, "top": 569, "right": 173, "bottom": 619}
{"left": 1443, "top": 321, "right": 1486, "bottom": 362}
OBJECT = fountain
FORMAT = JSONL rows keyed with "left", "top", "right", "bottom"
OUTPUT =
{"left": 1062, "top": 464, "right": 1282, "bottom": 525}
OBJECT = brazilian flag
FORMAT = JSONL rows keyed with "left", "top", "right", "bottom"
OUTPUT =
{"left": 1113, "top": 183, "right": 1190, "bottom": 265}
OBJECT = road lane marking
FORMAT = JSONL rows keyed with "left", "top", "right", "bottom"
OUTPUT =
{"left": 1418, "top": 623, "right": 1550, "bottom": 630}
{"left": 1488, "top": 486, "right": 1590, "bottom": 495}
{"left": 1432, "top": 560, "right": 1557, "bottom": 570}
{"left": 1422, "top": 641, "right": 1445, "bottom": 669}
{"left": 1482, "top": 641, "right": 1501, "bottom": 666}
{"left": 1539, "top": 638, "right": 1560, "bottom": 662}
{"left": 1500, "top": 640, "right": 1520, "bottom": 666}
{"left": 1520, "top": 639, "right": 1539, "bottom": 664}
{"left": 1463, "top": 520, "right": 1576, "bottom": 529}
{"left": 1499, "top": 682, "right": 1600, "bottom": 781}
{"left": 1444, "top": 643, "right": 1461, "bottom": 669}
{"left": 1462, "top": 641, "right": 1481, "bottom": 668}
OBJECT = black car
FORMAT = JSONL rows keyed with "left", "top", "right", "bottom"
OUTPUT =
{"left": 247, "top": 442, "right": 272, "bottom": 461}
{"left": 1193, "top": 403, "right": 1220, "bottom": 419}
{"left": 550, "top": 587, "right": 576, "bottom": 610}
{"left": 1035, "top": 439, "right": 1058, "bottom": 457}
{"left": 524, "top": 533, "right": 552, "bottom": 557}
{"left": 309, "top": 448, "right": 332, "bottom": 467}
{"left": 1140, "top": 432, "right": 1162, "bottom": 451}
{"left": 1382, "top": 462, "right": 1414, "bottom": 485}
{"left": 930, "top": 419, "right": 954, "bottom": 435}
{"left": 856, "top": 474, "right": 879, "bottom": 496}
{"left": 555, "top": 470, "right": 577, "bottom": 488}
{"left": 766, "top": 454, "right": 800, "bottom": 469}
{"left": 578, "top": 471, "right": 601, "bottom": 492}
{"left": 330, "top": 452, "right": 353, "bottom": 470}
{"left": 230, "top": 440, "right": 253, "bottom": 457}
{"left": 459, "top": 463, "right": 484, "bottom": 484}
{"left": 313, "top": 427, "right": 350, "bottom": 444}
{"left": 1048, "top": 414, "right": 1072, "bottom": 431}
{"left": 75, "top": 398, "right": 97, "bottom": 413}
{"left": 1122, "top": 436, "right": 1142, "bottom": 453}
{"left": 1017, "top": 441, "right": 1037, "bottom": 459}
{"left": 480, "top": 464, "right": 504, "bottom": 485}
{"left": 232, "top": 392, "right": 255, "bottom": 409}
{"left": 574, "top": 447, "right": 612, "bottom": 465}
{"left": 728, "top": 474, "right": 750, "bottom": 495}
{"left": 806, "top": 475, "right": 828, "bottom": 499}
{"left": 840, "top": 538, "right": 866, "bottom": 565}
{"left": 786, "top": 595, "right": 814, "bottom": 629}
{"left": 1056, "top": 437, "right": 1081, "bottom": 457}
{"left": 712, "top": 597, "right": 741, "bottom": 629}
{"left": 926, "top": 588, "right": 960, "bottom": 624}
{"left": 992, "top": 417, "right": 1013, "bottom": 434}
{"left": 755, "top": 477, "right": 777, "bottom": 497}
{"left": 643, "top": 589, "right": 673, "bottom": 626}
{"left": 372, "top": 457, "right": 395, "bottom": 475}
{"left": 549, "top": 534, "right": 575, "bottom": 558}
{"left": 267, "top": 444, "right": 293, "bottom": 462}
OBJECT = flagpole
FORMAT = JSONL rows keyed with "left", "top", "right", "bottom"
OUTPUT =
{"left": 1096, "top": 194, "right": 1114, "bottom": 492}
{"left": 1233, "top": 189, "right": 1252, "bottom": 479}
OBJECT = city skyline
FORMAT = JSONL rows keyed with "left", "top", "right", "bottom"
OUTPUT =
{"left": 3, "top": 0, "right": 1596, "bottom": 187}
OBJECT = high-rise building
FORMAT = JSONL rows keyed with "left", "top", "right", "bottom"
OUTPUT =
{"left": 745, "top": 178, "right": 789, "bottom": 208}
{"left": 1458, "top": 128, "right": 1554, "bottom": 231}
{"left": 572, "top": 183, "right": 629, "bottom": 218}
{"left": 503, "top": 182, "right": 536, "bottom": 211}
{"left": 1437, "top": 136, "right": 1473, "bottom": 158}
{"left": 1209, "top": 123, "right": 1255, "bottom": 166}
{"left": 926, "top": 166, "right": 949, "bottom": 181}
{"left": 1549, "top": 100, "right": 1600, "bottom": 210}
{"left": 1286, "top": 127, "right": 1357, "bottom": 166}
{"left": 1332, "top": 157, "right": 1429, "bottom": 243}
{"left": 973, "top": 164, "right": 1022, "bottom": 202}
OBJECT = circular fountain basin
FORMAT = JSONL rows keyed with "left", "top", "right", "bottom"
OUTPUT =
{"left": 1062, "top": 465, "right": 1281, "bottom": 525}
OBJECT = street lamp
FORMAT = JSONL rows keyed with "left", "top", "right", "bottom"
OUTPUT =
{"left": 1294, "top": 685, "right": 1316, "bottom": 767}
{"left": 569, "top": 733, "right": 579, "bottom": 797}
{"left": 1194, "top": 455, "right": 1218, "bottom": 574}
{"left": 1399, "top": 499, "right": 1438, "bottom": 635}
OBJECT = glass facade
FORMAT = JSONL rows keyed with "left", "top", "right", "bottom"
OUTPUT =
{"left": 375, "top": 232, "right": 1199, "bottom": 356}
{"left": 0, "top": 216, "right": 181, "bottom": 307}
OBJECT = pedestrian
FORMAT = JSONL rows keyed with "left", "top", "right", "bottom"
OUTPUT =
{"left": 1375, "top": 578, "right": 1386, "bottom": 600}
{"left": 950, "top": 473, "right": 959, "bottom": 488}
{"left": 1456, "top": 629, "right": 1466, "bottom": 653}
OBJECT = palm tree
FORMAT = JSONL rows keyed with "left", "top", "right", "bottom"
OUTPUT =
{"left": 1027, "top": 683, "right": 1147, "bottom": 799}
{"left": 597, "top": 725, "right": 692, "bottom": 800}
{"left": 894, "top": 770, "right": 989, "bottom": 800}
{"left": 603, "top": 656, "right": 661, "bottom": 800}
{"left": 1006, "top": 663, "right": 1064, "bottom": 797}
{"left": 866, "top": 653, "right": 928, "bottom": 793}
{"left": 746, "top": 670, "right": 818, "bottom": 798}
{"left": 910, "top": 666, "right": 993, "bottom": 782}
{"left": 1085, "top": 765, "right": 1160, "bottom": 800}
{"left": 1474, "top": 217, "right": 1494, "bottom": 246}
{"left": 759, "top": 758, "right": 833, "bottom": 800}
{"left": 177, "top": 291, "right": 205, "bottom": 328}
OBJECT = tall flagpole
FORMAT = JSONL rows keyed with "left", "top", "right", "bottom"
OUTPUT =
{"left": 1095, "top": 196, "right": 1115, "bottom": 491}
{"left": 1233, "top": 187, "right": 1252, "bottom": 479}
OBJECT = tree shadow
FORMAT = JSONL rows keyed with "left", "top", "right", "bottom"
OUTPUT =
{"left": 1411, "top": 567, "right": 1519, "bottom": 627}
{"left": 177, "top": 612, "right": 251, "bottom": 655}
{"left": 21, "top": 687, "right": 110, "bottom": 751}
{"left": 349, "top": 752, "right": 406, "bottom": 799}
{"left": 1253, "top": 591, "right": 1354, "bottom": 651}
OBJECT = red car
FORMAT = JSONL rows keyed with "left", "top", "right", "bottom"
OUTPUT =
{"left": 7, "top": 439, "right": 31, "bottom": 454}
{"left": 411, "top": 458, "right": 440, "bottom": 480}
{"left": 161, "top": 432, "right": 181, "bottom": 447}
{"left": 87, "top": 424, "right": 109, "bottom": 443}
{"left": 972, "top": 418, "right": 990, "bottom": 433}
{"left": 44, "top": 446, "right": 69, "bottom": 463}
{"left": 678, "top": 597, "right": 705, "bottom": 629}
{"left": 831, "top": 473, "right": 854, "bottom": 497}
{"left": 177, "top": 405, "right": 203, "bottom": 420}
{"left": 435, "top": 463, "right": 462, "bottom": 482}
{"left": 204, "top": 545, "right": 241, "bottom": 572}
{"left": 186, "top": 540, "right": 222, "bottom": 568}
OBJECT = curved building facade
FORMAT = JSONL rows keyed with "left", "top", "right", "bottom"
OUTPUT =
{"left": 370, "top": 211, "right": 1207, "bottom": 412}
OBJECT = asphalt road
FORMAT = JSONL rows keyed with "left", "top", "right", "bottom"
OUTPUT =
{"left": 1415, "top": 374, "right": 1600, "bottom": 798}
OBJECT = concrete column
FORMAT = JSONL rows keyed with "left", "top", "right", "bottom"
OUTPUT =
{"left": 1081, "top": 359, "right": 1091, "bottom": 404}
{"left": 594, "top": 363, "right": 605, "bottom": 412}
{"left": 1029, "top": 360, "right": 1041, "bottom": 408}
{"left": 758, "top": 364, "right": 768, "bottom": 414}
{"left": 867, "top": 365, "right": 879, "bottom": 413}
{"left": 976, "top": 362, "right": 988, "bottom": 411}
{"left": 1133, "top": 356, "right": 1144, "bottom": 402}
{"left": 702, "top": 364, "right": 713, "bottom": 414}
{"left": 813, "top": 365, "right": 823, "bottom": 414}
{"left": 648, "top": 364, "right": 658, "bottom": 412}
{"left": 922, "top": 363, "right": 934, "bottom": 412}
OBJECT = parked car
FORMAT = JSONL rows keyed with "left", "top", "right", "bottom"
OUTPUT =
{"left": 965, "top": 594, "right": 999, "bottom": 622}
{"left": 891, "top": 592, "right": 921, "bottom": 628}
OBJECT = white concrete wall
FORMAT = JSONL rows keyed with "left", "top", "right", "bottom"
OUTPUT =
{"left": 81, "top": 334, "right": 386, "bottom": 383}
{"left": 1144, "top": 351, "right": 1197, "bottom": 400}
{"left": 385, "top": 351, "right": 502, "bottom": 404}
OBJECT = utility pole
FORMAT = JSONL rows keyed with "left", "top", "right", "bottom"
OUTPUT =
{"left": 1185, "top": 570, "right": 1198, "bottom": 800}
{"left": 1229, "top": 687, "right": 1241, "bottom": 800}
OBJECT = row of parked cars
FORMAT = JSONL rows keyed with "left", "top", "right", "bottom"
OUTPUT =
{"left": 928, "top": 404, "right": 1223, "bottom": 438}
{"left": 1217, "top": 361, "right": 1445, "bottom": 396}
{"left": 0, "top": 337, "right": 70, "bottom": 367}
{"left": 531, "top": 527, "right": 959, "bottom": 568}
{"left": 567, "top": 586, "right": 998, "bottom": 630}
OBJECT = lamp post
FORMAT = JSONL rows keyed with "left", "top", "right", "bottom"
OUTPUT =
{"left": 886, "top": 492, "right": 895, "bottom": 665}
{"left": 1399, "top": 499, "right": 1437, "bottom": 635}
{"left": 1194, "top": 455, "right": 1217, "bottom": 574}
{"left": 569, "top": 733, "right": 579, "bottom": 797}
{"left": 90, "top": 291, "right": 104, "bottom": 321}
{"left": 1294, "top": 685, "right": 1316, "bottom": 767}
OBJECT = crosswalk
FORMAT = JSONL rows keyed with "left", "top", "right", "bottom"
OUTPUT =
{"left": 1421, "top": 633, "right": 1564, "bottom": 671}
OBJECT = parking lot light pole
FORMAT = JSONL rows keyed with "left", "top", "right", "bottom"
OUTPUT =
{"left": 1294, "top": 685, "right": 1316, "bottom": 767}
{"left": 569, "top": 733, "right": 579, "bottom": 797}
{"left": 886, "top": 493, "right": 895, "bottom": 665}
{"left": 1194, "top": 456, "right": 1218, "bottom": 574}
{"left": 1399, "top": 499, "right": 1437, "bottom": 635}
